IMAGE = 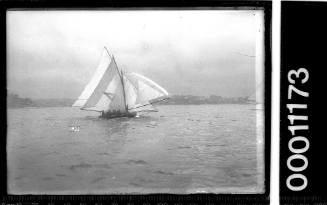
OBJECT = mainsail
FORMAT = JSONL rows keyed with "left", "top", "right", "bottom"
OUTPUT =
{"left": 73, "top": 48, "right": 169, "bottom": 115}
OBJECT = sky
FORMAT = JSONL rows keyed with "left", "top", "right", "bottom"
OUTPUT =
{"left": 7, "top": 10, "right": 264, "bottom": 99}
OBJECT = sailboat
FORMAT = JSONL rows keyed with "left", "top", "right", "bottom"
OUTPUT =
{"left": 72, "top": 47, "right": 169, "bottom": 119}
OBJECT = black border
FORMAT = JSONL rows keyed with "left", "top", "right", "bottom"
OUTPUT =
{"left": 280, "top": 1, "right": 327, "bottom": 203}
{"left": 0, "top": 1, "right": 271, "bottom": 204}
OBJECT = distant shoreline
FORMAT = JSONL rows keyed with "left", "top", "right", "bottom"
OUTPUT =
{"left": 7, "top": 93, "right": 256, "bottom": 108}
{"left": 8, "top": 103, "right": 258, "bottom": 109}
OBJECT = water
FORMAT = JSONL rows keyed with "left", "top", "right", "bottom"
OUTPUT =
{"left": 7, "top": 104, "right": 264, "bottom": 194}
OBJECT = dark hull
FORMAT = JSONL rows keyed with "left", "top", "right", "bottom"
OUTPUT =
{"left": 100, "top": 111, "right": 137, "bottom": 119}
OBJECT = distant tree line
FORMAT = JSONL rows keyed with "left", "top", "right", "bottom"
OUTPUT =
{"left": 7, "top": 93, "right": 74, "bottom": 108}
{"left": 7, "top": 93, "right": 254, "bottom": 108}
{"left": 158, "top": 95, "right": 255, "bottom": 105}
{"left": 7, "top": 93, "right": 36, "bottom": 108}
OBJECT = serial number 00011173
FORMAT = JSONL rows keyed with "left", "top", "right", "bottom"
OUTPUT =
{"left": 286, "top": 67, "right": 310, "bottom": 191}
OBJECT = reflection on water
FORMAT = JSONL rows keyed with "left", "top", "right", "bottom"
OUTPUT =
{"left": 7, "top": 105, "right": 264, "bottom": 194}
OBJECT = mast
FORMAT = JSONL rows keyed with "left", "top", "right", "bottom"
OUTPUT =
{"left": 104, "top": 47, "right": 128, "bottom": 112}
{"left": 120, "top": 70, "right": 128, "bottom": 111}
{"left": 103, "top": 46, "right": 112, "bottom": 58}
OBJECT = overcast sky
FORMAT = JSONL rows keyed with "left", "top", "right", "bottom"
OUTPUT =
{"left": 7, "top": 10, "right": 264, "bottom": 99}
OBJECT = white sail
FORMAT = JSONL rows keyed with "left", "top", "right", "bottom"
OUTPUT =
{"left": 72, "top": 49, "right": 127, "bottom": 113}
{"left": 125, "top": 72, "right": 169, "bottom": 110}
{"left": 123, "top": 75, "right": 138, "bottom": 109}
{"left": 85, "top": 75, "right": 126, "bottom": 112}
{"left": 72, "top": 49, "right": 110, "bottom": 108}
{"left": 123, "top": 74, "right": 160, "bottom": 112}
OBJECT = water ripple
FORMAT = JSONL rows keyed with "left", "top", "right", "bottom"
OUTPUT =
{"left": 91, "top": 177, "right": 106, "bottom": 184}
{"left": 125, "top": 160, "right": 148, "bottom": 165}
{"left": 153, "top": 170, "right": 174, "bottom": 176}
